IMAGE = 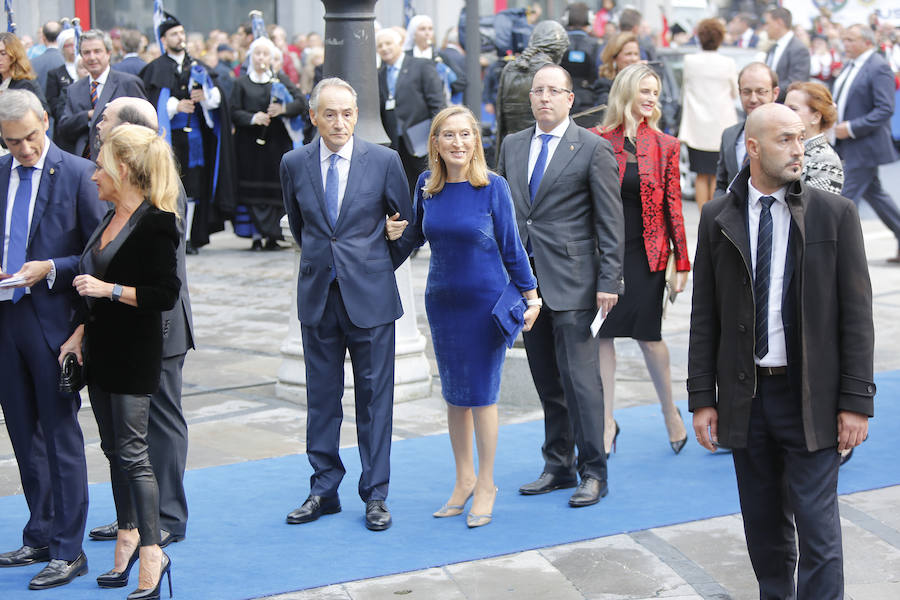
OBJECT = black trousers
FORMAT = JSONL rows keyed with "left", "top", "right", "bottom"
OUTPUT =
{"left": 150, "top": 353, "right": 189, "bottom": 536}
{"left": 301, "top": 283, "right": 395, "bottom": 502}
{"left": 90, "top": 386, "right": 162, "bottom": 546}
{"left": 522, "top": 303, "right": 607, "bottom": 483}
{"left": 732, "top": 374, "right": 843, "bottom": 600}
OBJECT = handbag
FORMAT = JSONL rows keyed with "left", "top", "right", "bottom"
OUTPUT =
{"left": 491, "top": 281, "right": 527, "bottom": 348}
{"left": 59, "top": 352, "right": 86, "bottom": 393}
{"left": 662, "top": 251, "right": 679, "bottom": 319}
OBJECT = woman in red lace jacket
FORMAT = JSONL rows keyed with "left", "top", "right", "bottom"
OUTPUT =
{"left": 589, "top": 63, "right": 692, "bottom": 456}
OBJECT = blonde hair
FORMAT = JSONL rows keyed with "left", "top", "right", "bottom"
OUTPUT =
{"left": 422, "top": 106, "right": 489, "bottom": 198}
{"left": 97, "top": 124, "right": 179, "bottom": 216}
{"left": 602, "top": 63, "right": 661, "bottom": 138}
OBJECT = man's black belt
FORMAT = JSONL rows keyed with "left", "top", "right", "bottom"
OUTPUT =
{"left": 757, "top": 365, "right": 787, "bottom": 376}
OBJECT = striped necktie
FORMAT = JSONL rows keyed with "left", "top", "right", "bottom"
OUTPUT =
{"left": 90, "top": 80, "right": 99, "bottom": 108}
{"left": 755, "top": 196, "right": 775, "bottom": 360}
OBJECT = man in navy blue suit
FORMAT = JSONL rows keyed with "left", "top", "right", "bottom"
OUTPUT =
{"left": 0, "top": 90, "right": 105, "bottom": 589}
{"left": 281, "top": 78, "right": 412, "bottom": 531}
{"left": 57, "top": 29, "right": 146, "bottom": 160}
{"left": 833, "top": 24, "right": 900, "bottom": 264}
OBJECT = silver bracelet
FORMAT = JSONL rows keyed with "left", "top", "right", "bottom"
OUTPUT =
{"left": 526, "top": 298, "right": 543, "bottom": 307}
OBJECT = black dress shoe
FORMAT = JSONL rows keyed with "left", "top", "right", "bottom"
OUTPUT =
{"left": 90, "top": 521, "right": 118, "bottom": 541}
{"left": 185, "top": 241, "right": 199, "bottom": 255}
{"left": 159, "top": 529, "right": 185, "bottom": 549}
{"left": 286, "top": 495, "right": 341, "bottom": 524}
{"left": 28, "top": 552, "right": 88, "bottom": 589}
{"left": 568, "top": 477, "right": 609, "bottom": 507}
{"left": 365, "top": 500, "right": 392, "bottom": 531}
{"left": 250, "top": 239, "right": 263, "bottom": 251}
{"left": 518, "top": 472, "right": 578, "bottom": 495}
{"left": 263, "top": 238, "right": 284, "bottom": 251}
{"left": 0, "top": 545, "right": 50, "bottom": 567}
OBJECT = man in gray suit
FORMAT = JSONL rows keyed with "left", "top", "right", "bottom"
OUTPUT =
{"left": 764, "top": 7, "right": 809, "bottom": 103}
{"left": 86, "top": 96, "right": 193, "bottom": 547}
{"left": 31, "top": 21, "right": 64, "bottom": 93}
{"left": 715, "top": 62, "right": 779, "bottom": 197}
{"left": 497, "top": 64, "right": 623, "bottom": 507}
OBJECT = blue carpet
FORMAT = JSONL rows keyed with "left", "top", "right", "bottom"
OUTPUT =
{"left": 2, "top": 372, "right": 898, "bottom": 599}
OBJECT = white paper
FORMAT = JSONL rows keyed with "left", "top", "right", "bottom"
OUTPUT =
{"left": 590, "top": 309, "right": 606, "bottom": 337}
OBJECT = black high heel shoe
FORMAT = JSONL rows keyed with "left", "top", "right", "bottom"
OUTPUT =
{"left": 96, "top": 547, "right": 139, "bottom": 588}
{"left": 127, "top": 552, "right": 172, "bottom": 600}
{"left": 670, "top": 408, "right": 688, "bottom": 455}
{"left": 605, "top": 421, "right": 621, "bottom": 459}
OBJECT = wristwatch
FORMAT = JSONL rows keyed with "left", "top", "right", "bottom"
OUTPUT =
{"left": 111, "top": 284, "right": 123, "bottom": 302}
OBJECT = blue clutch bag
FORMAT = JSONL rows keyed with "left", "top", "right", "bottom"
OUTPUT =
{"left": 492, "top": 281, "right": 527, "bottom": 349}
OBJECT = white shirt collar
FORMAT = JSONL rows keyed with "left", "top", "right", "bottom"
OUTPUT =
{"left": 774, "top": 31, "right": 793, "bottom": 47}
{"left": 748, "top": 179, "right": 787, "bottom": 208}
{"left": 11, "top": 135, "right": 51, "bottom": 174}
{"left": 535, "top": 117, "right": 570, "bottom": 139}
{"left": 167, "top": 50, "right": 186, "bottom": 65}
{"left": 92, "top": 65, "right": 111, "bottom": 86}
{"left": 848, "top": 48, "right": 875, "bottom": 67}
{"left": 319, "top": 136, "right": 354, "bottom": 164}
{"left": 249, "top": 69, "right": 272, "bottom": 84}
{"left": 412, "top": 46, "right": 432, "bottom": 60}
{"left": 387, "top": 53, "right": 404, "bottom": 71}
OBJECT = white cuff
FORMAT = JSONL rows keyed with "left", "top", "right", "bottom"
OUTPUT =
{"left": 200, "top": 86, "right": 221, "bottom": 110}
{"left": 46, "top": 260, "right": 57, "bottom": 289}
{"left": 166, "top": 96, "right": 179, "bottom": 120}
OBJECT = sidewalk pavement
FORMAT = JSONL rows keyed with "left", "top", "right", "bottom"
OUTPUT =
{"left": 2, "top": 165, "right": 900, "bottom": 599}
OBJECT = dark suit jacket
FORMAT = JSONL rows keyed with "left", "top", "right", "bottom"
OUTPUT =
{"left": 162, "top": 190, "right": 194, "bottom": 358}
{"left": 45, "top": 64, "right": 74, "bottom": 123}
{"left": 57, "top": 70, "right": 147, "bottom": 158}
{"left": 8, "top": 78, "right": 50, "bottom": 114}
{"left": 834, "top": 51, "right": 899, "bottom": 170}
{"left": 81, "top": 206, "right": 180, "bottom": 394}
{"left": 111, "top": 55, "right": 147, "bottom": 77}
{"left": 496, "top": 121, "right": 624, "bottom": 311}
{"left": 767, "top": 35, "right": 810, "bottom": 102}
{"left": 378, "top": 56, "right": 445, "bottom": 151}
{"left": 0, "top": 141, "right": 105, "bottom": 353}
{"left": 32, "top": 47, "right": 64, "bottom": 93}
{"left": 715, "top": 120, "right": 745, "bottom": 196}
{"left": 687, "top": 167, "right": 875, "bottom": 451}
{"left": 280, "top": 136, "right": 412, "bottom": 328}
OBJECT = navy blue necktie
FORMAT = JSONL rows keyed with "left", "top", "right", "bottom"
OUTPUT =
{"left": 755, "top": 195, "right": 775, "bottom": 360}
{"left": 8, "top": 166, "right": 34, "bottom": 303}
{"left": 529, "top": 134, "right": 553, "bottom": 204}
{"left": 325, "top": 154, "right": 340, "bottom": 227}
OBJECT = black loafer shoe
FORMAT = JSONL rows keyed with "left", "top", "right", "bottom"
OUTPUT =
{"left": 159, "top": 529, "right": 185, "bottom": 549}
{"left": 519, "top": 472, "right": 578, "bottom": 495}
{"left": 568, "top": 477, "right": 608, "bottom": 507}
{"left": 286, "top": 495, "right": 341, "bottom": 524}
{"left": 0, "top": 545, "right": 50, "bottom": 567}
{"left": 89, "top": 521, "right": 118, "bottom": 541}
{"left": 28, "top": 552, "right": 88, "bottom": 589}
{"left": 365, "top": 500, "right": 392, "bottom": 531}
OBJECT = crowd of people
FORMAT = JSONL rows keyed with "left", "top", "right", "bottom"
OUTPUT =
{"left": 0, "top": 1, "right": 893, "bottom": 599}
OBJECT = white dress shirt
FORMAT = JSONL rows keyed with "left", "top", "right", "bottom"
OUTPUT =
{"left": 319, "top": 136, "right": 354, "bottom": 214}
{"left": 748, "top": 181, "right": 790, "bottom": 367}
{"left": 527, "top": 118, "right": 570, "bottom": 182}
{"left": 735, "top": 128, "right": 747, "bottom": 171}
{"left": 833, "top": 48, "right": 874, "bottom": 135}
{"left": 767, "top": 31, "right": 794, "bottom": 71}
{"left": 2, "top": 138, "right": 55, "bottom": 300}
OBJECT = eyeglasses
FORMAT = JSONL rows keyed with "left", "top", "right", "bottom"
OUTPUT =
{"left": 740, "top": 88, "right": 773, "bottom": 98}
{"left": 439, "top": 130, "right": 473, "bottom": 141}
{"left": 529, "top": 86, "right": 572, "bottom": 98}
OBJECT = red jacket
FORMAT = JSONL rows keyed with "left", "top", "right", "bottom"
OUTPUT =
{"left": 590, "top": 121, "right": 691, "bottom": 273}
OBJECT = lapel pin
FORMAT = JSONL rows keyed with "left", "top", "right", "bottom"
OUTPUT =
{"left": 49, "top": 168, "right": 55, "bottom": 175}
{"left": 570, "top": 145, "right": 574, "bottom": 151}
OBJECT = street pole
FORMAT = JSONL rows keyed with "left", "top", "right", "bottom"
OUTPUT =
{"left": 465, "top": 0, "right": 483, "bottom": 119}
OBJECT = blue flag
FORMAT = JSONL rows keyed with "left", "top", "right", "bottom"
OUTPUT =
{"left": 153, "top": 0, "right": 165, "bottom": 53}
{"left": 5, "top": 0, "right": 15, "bottom": 34}
{"left": 403, "top": 0, "right": 415, "bottom": 28}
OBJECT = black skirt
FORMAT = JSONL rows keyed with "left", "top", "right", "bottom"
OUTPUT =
{"left": 687, "top": 147, "right": 719, "bottom": 175}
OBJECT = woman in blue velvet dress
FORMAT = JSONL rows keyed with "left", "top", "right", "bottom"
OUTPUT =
{"left": 395, "top": 106, "right": 539, "bottom": 527}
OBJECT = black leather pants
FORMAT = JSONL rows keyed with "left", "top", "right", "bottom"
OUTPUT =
{"left": 90, "top": 385, "right": 162, "bottom": 546}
